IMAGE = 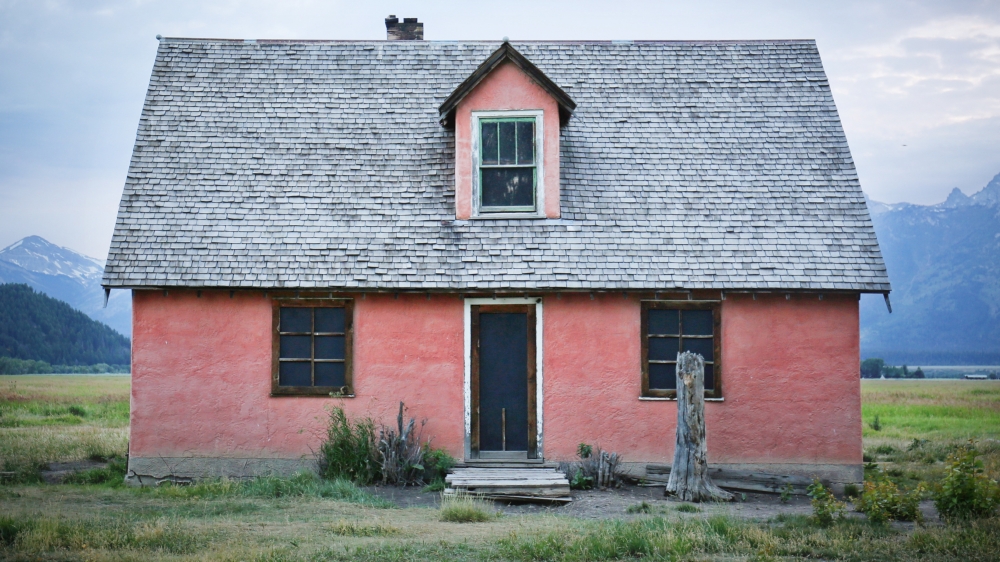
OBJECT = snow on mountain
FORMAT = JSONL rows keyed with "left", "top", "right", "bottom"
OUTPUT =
{"left": 0, "top": 236, "right": 131, "bottom": 337}
{"left": 0, "top": 236, "right": 104, "bottom": 283}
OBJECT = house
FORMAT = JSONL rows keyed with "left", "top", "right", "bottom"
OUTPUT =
{"left": 103, "top": 17, "right": 890, "bottom": 488}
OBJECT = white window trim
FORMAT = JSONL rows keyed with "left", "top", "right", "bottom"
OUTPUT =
{"left": 470, "top": 109, "right": 545, "bottom": 218}
{"left": 463, "top": 297, "right": 544, "bottom": 460}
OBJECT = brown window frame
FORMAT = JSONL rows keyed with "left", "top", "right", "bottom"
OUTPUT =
{"left": 641, "top": 300, "right": 722, "bottom": 399}
{"left": 271, "top": 299, "right": 354, "bottom": 397}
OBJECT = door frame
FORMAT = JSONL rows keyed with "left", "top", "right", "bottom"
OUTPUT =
{"left": 464, "top": 297, "right": 543, "bottom": 460}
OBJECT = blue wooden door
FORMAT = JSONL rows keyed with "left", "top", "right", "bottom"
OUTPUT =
{"left": 471, "top": 305, "right": 536, "bottom": 458}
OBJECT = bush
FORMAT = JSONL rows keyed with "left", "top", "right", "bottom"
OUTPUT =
{"left": 439, "top": 493, "right": 500, "bottom": 523}
{"left": 806, "top": 480, "right": 845, "bottom": 526}
{"left": 843, "top": 483, "right": 861, "bottom": 499}
{"left": 317, "top": 406, "right": 379, "bottom": 485}
{"left": 854, "top": 479, "right": 923, "bottom": 523}
{"left": 933, "top": 440, "right": 1000, "bottom": 520}
{"left": 423, "top": 447, "right": 456, "bottom": 484}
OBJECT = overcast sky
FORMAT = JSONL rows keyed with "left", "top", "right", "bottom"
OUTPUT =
{"left": 2, "top": 0, "right": 999, "bottom": 260}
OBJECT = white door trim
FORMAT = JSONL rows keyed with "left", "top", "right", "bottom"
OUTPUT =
{"left": 464, "top": 297, "right": 544, "bottom": 460}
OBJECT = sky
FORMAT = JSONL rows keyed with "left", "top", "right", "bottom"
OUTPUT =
{"left": 1, "top": 0, "right": 999, "bottom": 260}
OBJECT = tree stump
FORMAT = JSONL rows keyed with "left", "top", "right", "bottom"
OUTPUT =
{"left": 666, "top": 351, "right": 733, "bottom": 502}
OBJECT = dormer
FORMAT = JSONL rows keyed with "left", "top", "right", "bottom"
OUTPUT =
{"left": 440, "top": 43, "right": 576, "bottom": 220}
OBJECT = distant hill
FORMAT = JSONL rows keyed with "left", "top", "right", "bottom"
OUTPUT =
{"left": 0, "top": 236, "right": 131, "bottom": 336}
{"left": 0, "top": 283, "right": 130, "bottom": 365}
{"left": 861, "top": 172, "right": 1000, "bottom": 365}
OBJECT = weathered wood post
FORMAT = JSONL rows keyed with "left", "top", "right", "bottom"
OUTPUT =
{"left": 666, "top": 351, "right": 733, "bottom": 502}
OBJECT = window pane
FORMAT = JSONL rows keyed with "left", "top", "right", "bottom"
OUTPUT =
{"left": 481, "top": 122, "right": 499, "bottom": 165}
{"left": 516, "top": 120, "right": 534, "bottom": 165}
{"left": 683, "top": 338, "right": 714, "bottom": 362}
{"left": 280, "top": 307, "right": 312, "bottom": 333}
{"left": 704, "top": 364, "right": 715, "bottom": 391}
{"left": 498, "top": 121, "right": 516, "bottom": 165}
{"left": 649, "top": 363, "right": 676, "bottom": 390}
{"left": 315, "top": 362, "right": 346, "bottom": 387}
{"left": 280, "top": 335, "right": 312, "bottom": 359}
{"left": 648, "top": 309, "right": 679, "bottom": 335}
{"left": 315, "top": 336, "right": 345, "bottom": 360}
{"left": 481, "top": 168, "right": 534, "bottom": 208}
{"left": 648, "top": 337, "right": 679, "bottom": 361}
{"left": 279, "top": 361, "right": 311, "bottom": 386}
{"left": 315, "top": 308, "right": 345, "bottom": 333}
{"left": 683, "top": 310, "right": 713, "bottom": 336}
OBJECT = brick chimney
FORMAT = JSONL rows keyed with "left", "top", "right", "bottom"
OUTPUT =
{"left": 385, "top": 15, "right": 423, "bottom": 40}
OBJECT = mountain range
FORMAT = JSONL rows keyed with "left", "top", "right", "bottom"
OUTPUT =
{"left": 0, "top": 236, "right": 131, "bottom": 336}
{"left": 861, "top": 172, "right": 1000, "bottom": 365}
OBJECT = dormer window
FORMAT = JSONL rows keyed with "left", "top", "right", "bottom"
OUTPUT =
{"left": 473, "top": 110, "right": 543, "bottom": 216}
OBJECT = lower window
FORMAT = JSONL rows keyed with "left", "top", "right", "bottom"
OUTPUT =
{"left": 641, "top": 301, "right": 721, "bottom": 398}
{"left": 271, "top": 300, "right": 353, "bottom": 396}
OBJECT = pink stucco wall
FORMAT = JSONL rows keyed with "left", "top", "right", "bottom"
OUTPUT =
{"left": 542, "top": 293, "right": 862, "bottom": 467}
{"left": 130, "top": 290, "right": 860, "bottom": 472}
{"left": 130, "top": 291, "right": 465, "bottom": 459}
{"left": 454, "top": 61, "right": 561, "bottom": 219}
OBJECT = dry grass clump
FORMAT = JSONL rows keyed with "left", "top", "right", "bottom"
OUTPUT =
{"left": 439, "top": 492, "right": 500, "bottom": 523}
{"left": 327, "top": 519, "right": 400, "bottom": 537}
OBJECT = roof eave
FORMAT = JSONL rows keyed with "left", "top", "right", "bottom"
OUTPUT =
{"left": 438, "top": 42, "right": 576, "bottom": 128}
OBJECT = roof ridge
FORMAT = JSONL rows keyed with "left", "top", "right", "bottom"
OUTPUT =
{"left": 157, "top": 37, "right": 818, "bottom": 45}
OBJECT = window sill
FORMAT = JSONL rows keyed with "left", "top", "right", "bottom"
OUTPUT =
{"left": 271, "top": 391, "right": 355, "bottom": 398}
{"left": 468, "top": 213, "right": 547, "bottom": 220}
{"left": 638, "top": 397, "right": 725, "bottom": 402}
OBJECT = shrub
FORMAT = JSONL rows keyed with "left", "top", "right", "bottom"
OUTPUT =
{"left": 377, "top": 402, "right": 426, "bottom": 485}
{"left": 423, "top": 447, "right": 456, "bottom": 484}
{"left": 843, "top": 483, "right": 861, "bottom": 499}
{"left": 854, "top": 479, "right": 923, "bottom": 523}
{"left": 806, "top": 480, "right": 845, "bottom": 526}
{"left": 560, "top": 443, "right": 622, "bottom": 490}
{"left": 439, "top": 493, "right": 500, "bottom": 523}
{"left": 933, "top": 440, "right": 1000, "bottom": 520}
{"left": 317, "top": 406, "right": 379, "bottom": 485}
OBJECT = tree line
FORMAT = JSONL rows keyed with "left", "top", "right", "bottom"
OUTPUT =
{"left": 861, "top": 358, "right": 925, "bottom": 379}
{"left": 0, "top": 283, "right": 130, "bottom": 366}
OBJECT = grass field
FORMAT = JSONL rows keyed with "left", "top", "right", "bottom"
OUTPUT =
{"left": 0, "top": 376, "right": 997, "bottom": 561}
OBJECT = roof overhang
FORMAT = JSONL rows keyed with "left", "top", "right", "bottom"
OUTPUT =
{"left": 438, "top": 42, "right": 576, "bottom": 127}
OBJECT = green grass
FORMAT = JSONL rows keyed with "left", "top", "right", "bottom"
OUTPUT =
{"left": 0, "top": 375, "right": 130, "bottom": 482}
{"left": 2, "top": 376, "right": 999, "bottom": 560}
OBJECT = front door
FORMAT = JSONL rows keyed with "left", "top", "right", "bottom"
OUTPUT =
{"left": 471, "top": 305, "right": 537, "bottom": 459}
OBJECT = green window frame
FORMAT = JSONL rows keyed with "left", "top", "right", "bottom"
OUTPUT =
{"left": 478, "top": 117, "right": 537, "bottom": 213}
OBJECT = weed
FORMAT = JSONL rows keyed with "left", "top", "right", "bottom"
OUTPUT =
{"left": 422, "top": 478, "right": 446, "bottom": 493}
{"left": 933, "top": 440, "right": 1000, "bottom": 520}
{"left": 327, "top": 520, "right": 400, "bottom": 537}
{"left": 779, "top": 483, "right": 793, "bottom": 504}
{"left": 872, "top": 444, "right": 896, "bottom": 455}
{"left": 843, "top": 482, "right": 861, "bottom": 499}
{"left": 806, "top": 480, "right": 845, "bottom": 526}
{"left": 317, "top": 406, "right": 379, "bottom": 485}
{"left": 439, "top": 492, "right": 500, "bottom": 523}
{"left": 63, "top": 456, "right": 127, "bottom": 486}
{"left": 577, "top": 443, "right": 593, "bottom": 459}
{"left": 675, "top": 503, "right": 701, "bottom": 513}
{"left": 855, "top": 479, "right": 924, "bottom": 523}
{"left": 626, "top": 501, "right": 652, "bottom": 514}
{"left": 146, "top": 472, "right": 393, "bottom": 507}
{"left": 869, "top": 414, "right": 883, "bottom": 431}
